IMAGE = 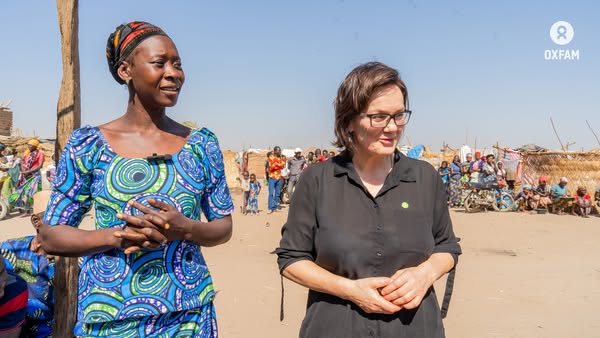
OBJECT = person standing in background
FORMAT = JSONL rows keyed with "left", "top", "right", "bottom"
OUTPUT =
{"left": 287, "top": 149, "right": 306, "bottom": 202}
{"left": 240, "top": 171, "right": 251, "bottom": 215}
{"left": 9, "top": 139, "right": 45, "bottom": 212}
{"left": 267, "top": 146, "right": 286, "bottom": 214}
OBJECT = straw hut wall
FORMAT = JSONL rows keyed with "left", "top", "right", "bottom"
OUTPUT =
{"left": 1, "top": 137, "right": 55, "bottom": 167}
{"left": 222, "top": 150, "right": 240, "bottom": 191}
{"left": 521, "top": 152, "right": 600, "bottom": 193}
{"left": 245, "top": 150, "right": 269, "bottom": 179}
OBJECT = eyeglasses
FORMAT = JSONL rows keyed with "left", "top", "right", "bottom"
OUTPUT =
{"left": 360, "top": 110, "right": 412, "bottom": 128}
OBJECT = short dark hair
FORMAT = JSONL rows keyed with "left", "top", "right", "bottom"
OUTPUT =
{"left": 333, "top": 62, "right": 408, "bottom": 150}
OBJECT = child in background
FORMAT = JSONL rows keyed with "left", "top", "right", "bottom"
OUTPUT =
{"left": 438, "top": 161, "right": 450, "bottom": 193}
{"left": 248, "top": 173, "right": 261, "bottom": 214}
{"left": 240, "top": 171, "right": 250, "bottom": 215}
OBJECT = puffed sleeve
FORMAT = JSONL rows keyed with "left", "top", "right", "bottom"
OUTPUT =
{"left": 276, "top": 165, "right": 318, "bottom": 272}
{"left": 43, "top": 126, "right": 98, "bottom": 227}
{"left": 198, "top": 129, "right": 234, "bottom": 221}
{"left": 430, "top": 166, "right": 462, "bottom": 264}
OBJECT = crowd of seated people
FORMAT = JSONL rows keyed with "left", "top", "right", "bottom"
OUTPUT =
{"left": 514, "top": 176, "right": 599, "bottom": 217}
{"left": 437, "top": 153, "right": 600, "bottom": 217}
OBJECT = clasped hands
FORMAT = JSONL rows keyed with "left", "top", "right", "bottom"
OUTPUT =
{"left": 347, "top": 266, "right": 433, "bottom": 315}
{"left": 112, "top": 198, "right": 191, "bottom": 254}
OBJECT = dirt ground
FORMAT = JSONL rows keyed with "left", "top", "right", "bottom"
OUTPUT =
{"left": 1, "top": 189, "right": 599, "bottom": 338}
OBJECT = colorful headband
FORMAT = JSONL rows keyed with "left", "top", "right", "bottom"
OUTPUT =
{"left": 106, "top": 21, "right": 168, "bottom": 84}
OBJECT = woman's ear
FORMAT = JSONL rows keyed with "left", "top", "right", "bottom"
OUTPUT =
{"left": 117, "top": 61, "right": 132, "bottom": 84}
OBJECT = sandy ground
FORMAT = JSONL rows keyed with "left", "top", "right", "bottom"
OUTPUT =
{"left": 1, "top": 190, "right": 600, "bottom": 338}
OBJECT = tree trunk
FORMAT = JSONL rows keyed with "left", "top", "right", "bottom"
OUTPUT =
{"left": 53, "top": 0, "right": 80, "bottom": 336}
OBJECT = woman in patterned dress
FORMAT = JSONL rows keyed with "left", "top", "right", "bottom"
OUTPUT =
{"left": 8, "top": 139, "right": 45, "bottom": 212}
{"left": 40, "top": 21, "right": 233, "bottom": 337}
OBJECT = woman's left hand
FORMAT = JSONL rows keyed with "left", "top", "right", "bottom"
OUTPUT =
{"left": 379, "top": 266, "right": 432, "bottom": 309}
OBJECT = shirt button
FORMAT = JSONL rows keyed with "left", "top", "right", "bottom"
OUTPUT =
{"left": 369, "top": 330, "right": 375, "bottom": 336}
{"left": 376, "top": 252, "right": 382, "bottom": 257}
{"left": 376, "top": 224, "right": 383, "bottom": 230}
{"left": 373, "top": 203, "right": 378, "bottom": 208}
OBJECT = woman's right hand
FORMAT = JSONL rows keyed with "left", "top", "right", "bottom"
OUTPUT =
{"left": 345, "top": 277, "right": 402, "bottom": 314}
{"left": 112, "top": 223, "right": 168, "bottom": 254}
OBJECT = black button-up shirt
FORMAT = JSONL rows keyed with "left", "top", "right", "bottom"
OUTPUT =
{"left": 277, "top": 151, "right": 461, "bottom": 338}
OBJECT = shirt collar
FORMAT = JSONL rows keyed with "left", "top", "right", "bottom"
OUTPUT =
{"left": 333, "top": 150, "right": 417, "bottom": 184}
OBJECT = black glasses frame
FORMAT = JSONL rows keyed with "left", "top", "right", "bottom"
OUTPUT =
{"left": 359, "top": 110, "right": 412, "bottom": 128}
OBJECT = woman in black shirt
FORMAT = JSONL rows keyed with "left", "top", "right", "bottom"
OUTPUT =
{"left": 277, "top": 62, "right": 461, "bottom": 337}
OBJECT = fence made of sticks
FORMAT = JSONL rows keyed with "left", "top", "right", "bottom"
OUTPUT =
{"left": 521, "top": 152, "right": 600, "bottom": 192}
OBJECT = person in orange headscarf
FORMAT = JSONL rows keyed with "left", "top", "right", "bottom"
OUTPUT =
{"left": 533, "top": 176, "right": 552, "bottom": 209}
{"left": 8, "top": 139, "right": 45, "bottom": 213}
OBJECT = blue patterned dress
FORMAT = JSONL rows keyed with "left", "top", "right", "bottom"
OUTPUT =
{"left": 43, "top": 126, "right": 234, "bottom": 337}
{"left": 1, "top": 236, "right": 54, "bottom": 338}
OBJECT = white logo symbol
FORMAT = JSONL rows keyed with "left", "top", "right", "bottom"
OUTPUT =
{"left": 549, "top": 21, "right": 574, "bottom": 45}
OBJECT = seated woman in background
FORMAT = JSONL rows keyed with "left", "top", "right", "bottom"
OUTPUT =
{"left": 514, "top": 185, "right": 535, "bottom": 211}
{"left": 533, "top": 176, "right": 552, "bottom": 210}
{"left": 550, "top": 177, "right": 570, "bottom": 215}
{"left": 573, "top": 186, "right": 592, "bottom": 218}
{"left": 479, "top": 154, "right": 497, "bottom": 184}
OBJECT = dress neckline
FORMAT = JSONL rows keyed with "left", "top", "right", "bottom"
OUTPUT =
{"left": 91, "top": 125, "right": 196, "bottom": 161}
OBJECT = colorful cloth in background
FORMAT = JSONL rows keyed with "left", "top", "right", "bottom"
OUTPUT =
{"left": 448, "top": 176, "right": 462, "bottom": 207}
{"left": 1, "top": 237, "right": 54, "bottom": 338}
{"left": 0, "top": 271, "right": 28, "bottom": 333}
{"left": 44, "top": 126, "right": 233, "bottom": 336}
{"left": 8, "top": 175, "right": 42, "bottom": 211}
{"left": 17, "top": 149, "right": 44, "bottom": 187}
{"left": 7, "top": 148, "right": 44, "bottom": 211}
{"left": 406, "top": 144, "right": 424, "bottom": 159}
{"left": 248, "top": 180, "right": 261, "bottom": 212}
{"left": 438, "top": 167, "right": 449, "bottom": 185}
{"left": 267, "top": 155, "right": 286, "bottom": 180}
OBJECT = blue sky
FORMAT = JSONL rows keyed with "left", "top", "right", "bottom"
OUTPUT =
{"left": 1, "top": 1, "right": 598, "bottom": 151}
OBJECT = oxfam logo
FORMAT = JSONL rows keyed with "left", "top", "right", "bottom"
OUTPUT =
{"left": 549, "top": 21, "right": 574, "bottom": 45}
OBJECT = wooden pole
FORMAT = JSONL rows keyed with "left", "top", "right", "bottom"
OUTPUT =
{"left": 53, "top": 0, "right": 80, "bottom": 336}
{"left": 550, "top": 117, "right": 565, "bottom": 151}
{"left": 586, "top": 120, "right": 600, "bottom": 147}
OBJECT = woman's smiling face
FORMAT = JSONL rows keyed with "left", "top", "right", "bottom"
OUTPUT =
{"left": 348, "top": 85, "right": 405, "bottom": 158}
{"left": 126, "top": 35, "right": 185, "bottom": 110}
